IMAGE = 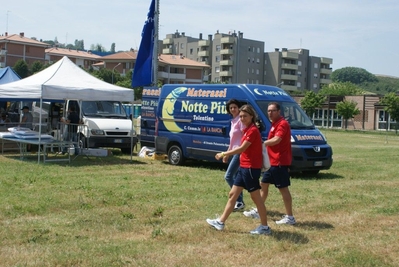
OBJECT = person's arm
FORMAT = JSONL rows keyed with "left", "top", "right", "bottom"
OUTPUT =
{"left": 264, "top": 136, "right": 282, "bottom": 147}
{"left": 216, "top": 140, "right": 251, "bottom": 160}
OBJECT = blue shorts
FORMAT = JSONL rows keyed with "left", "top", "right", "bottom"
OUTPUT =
{"left": 234, "top": 167, "right": 261, "bottom": 192}
{"left": 261, "top": 166, "right": 291, "bottom": 188}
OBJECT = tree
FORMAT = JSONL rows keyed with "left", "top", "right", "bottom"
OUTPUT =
{"left": 110, "top": 43, "right": 116, "bottom": 53}
{"left": 13, "top": 60, "right": 29, "bottom": 78}
{"left": 331, "top": 67, "right": 378, "bottom": 84}
{"left": 300, "top": 91, "right": 326, "bottom": 118}
{"left": 30, "top": 61, "right": 44, "bottom": 74}
{"left": 381, "top": 92, "right": 399, "bottom": 133}
{"left": 336, "top": 99, "right": 360, "bottom": 129}
{"left": 319, "top": 82, "right": 364, "bottom": 96}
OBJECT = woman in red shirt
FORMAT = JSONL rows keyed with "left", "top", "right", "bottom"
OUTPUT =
{"left": 206, "top": 105, "right": 271, "bottom": 235}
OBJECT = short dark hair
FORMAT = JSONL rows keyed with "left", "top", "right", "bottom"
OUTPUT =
{"left": 268, "top": 102, "right": 280, "bottom": 111}
{"left": 226, "top": 99, "right": 242, "bottom": 115}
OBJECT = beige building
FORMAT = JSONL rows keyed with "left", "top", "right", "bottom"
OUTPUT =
{"left": 45, "top": 47, "right": 101, "bottom": 69}
{"left": 0, "top": 32, "right": 49, "bottom": 68}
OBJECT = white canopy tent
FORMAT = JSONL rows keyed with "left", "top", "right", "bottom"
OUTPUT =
{"left": 0, "top": 56, "right": 135, "bottom": 162}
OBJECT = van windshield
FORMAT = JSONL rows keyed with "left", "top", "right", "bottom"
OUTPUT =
{"left": 82, "top": 101, "right": 127, "bottom": 118}
{"left": 257, "top": 101, "right": 315, "bottom": 129}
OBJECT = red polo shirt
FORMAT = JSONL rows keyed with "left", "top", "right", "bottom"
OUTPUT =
{"left": 267, "top": 116, "right": 292, "bottom": 166}
{"left": 240, "top": 123, "right": 262, "bottom": 169}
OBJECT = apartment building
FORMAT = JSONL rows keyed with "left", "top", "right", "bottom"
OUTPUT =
{"left": 0, "top": 32, "right": 49, "bottom": 68}
{"left": 45, "top": 47, "right": 101, "bottom": 69}
{"left": 265, "top": 48, "right": 333, "bottom": 92}
{"left": 161, "top": 30, "right": 333, "bottom": 89}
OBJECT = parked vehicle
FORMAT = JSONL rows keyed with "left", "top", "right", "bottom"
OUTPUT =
{"left": 65, "top": 100, "right": 137, "bottom": 154}
{"left": 153, "top": 84, "right": 333, "bottom": 175}
{"left": 140, "top": 87, "right": 161, "bottom": 148}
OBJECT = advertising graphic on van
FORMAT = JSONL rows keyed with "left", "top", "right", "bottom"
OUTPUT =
{"left": 152, "top": 84, "right": 333, "bottom": 174}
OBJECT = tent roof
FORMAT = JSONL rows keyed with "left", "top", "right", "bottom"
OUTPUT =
{"left": 0, "top": 56, "right": 134, "bottom": 102}
{"left": 0, "top": 67, "right": 21, "bottom": 85}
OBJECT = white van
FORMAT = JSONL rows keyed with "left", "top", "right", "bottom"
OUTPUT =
{"left": 65, "top": 100, "right": 137, "bottom": 154}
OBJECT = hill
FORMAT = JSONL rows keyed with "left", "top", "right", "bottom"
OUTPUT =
{"left": 359, "top": 75, "right": 399, "bottom": 95}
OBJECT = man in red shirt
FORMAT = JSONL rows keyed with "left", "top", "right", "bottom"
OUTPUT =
{"left": 243, "top": 102, "right": 296, "bottom": 225}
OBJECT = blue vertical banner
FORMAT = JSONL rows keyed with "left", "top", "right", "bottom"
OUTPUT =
{"left": 132, "top": 0, "right": 155, "bottom": 88}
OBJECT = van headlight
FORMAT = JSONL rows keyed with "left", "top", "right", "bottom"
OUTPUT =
{"left": 291, "top": 135, "right": 295, "bottom": 143}
{"left": 91, "top": 129, "right": 105, "bottom": 135}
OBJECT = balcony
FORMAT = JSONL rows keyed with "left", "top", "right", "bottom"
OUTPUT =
{"left": 162, "top": 48, "right": 173, "bottom": 54}
{"left": 281, "top": 63, "right": 298, "bottom": 70}
{"left": 281, "top": 84, "right": 297, "bottom": 91}
{"left": 220, "top": 59, "right": 233, "bottom": 66}
{"left": 320, "top": 57, "right": 333, "bottom": 64}
{"left": 281, "top": 74, "right": 298, "bottom": 81}
{"left": 0, "top": 62, "right": 5, "bottom": 68}
{"left": 163, "top": 38, "right": 173, "bottom": 45}
{"left": 198, "top": 40, "right": 210, "bottom": 47}
{"left": 220, "top": 70, "right": 233, "bottom": 77}
{"left": 320, "top": 68, "right": 333, "bottom": 75}
{"left": 158, "top": 71, "right": 185, "bottom": 80}
{"left": 282, "top": 51, "right": 298, "bottom": 59}
{"left": 320, "top": 78, "right": 332, "bottom": 84}
{"left": 0, "top": 50, "right": 7, "bottom": 56}
{"left": 221, "top": 36, "right": 234, "bottom": 44}
{"left": 198, "top": 50, "right": 210, "bottom": 57}
{"left": 220, "top": 49, "right": 234, "bottom": 55}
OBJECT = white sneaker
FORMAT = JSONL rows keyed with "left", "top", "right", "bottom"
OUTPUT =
{"left": 206, "top": 218, "right": 225, "bottom": 231}
{"left": 233, "top": 201, "right": 245, "bottom": 212}
{"left": 250, "top": 225, "right": 272, "bottom": 235}
{"left": 275, "top": 215, "right": 296, "bottom": 225}
{"left": 243, "top": 208, "right": 259, "bottom": 219}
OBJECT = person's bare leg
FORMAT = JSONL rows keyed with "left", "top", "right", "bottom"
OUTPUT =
{"left": 260, "top": 182, "right": 270, "bottom": 203}
{"left": 219, "top": 186, "right": 243, "bottom": 222}
{"left": 278, "top": 187, "right": 293, "bottom": 216}
{"left": 250, "top": 190, "right": 268, "bottom": 226}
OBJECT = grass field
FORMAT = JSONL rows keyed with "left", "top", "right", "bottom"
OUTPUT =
{"left": 0, "top": 130, "right": 398, "bottom": 267}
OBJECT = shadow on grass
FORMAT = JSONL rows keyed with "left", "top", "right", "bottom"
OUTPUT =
{"left": 294, "top": 220, "right": 334, "bottom": 230}
{"left": 3, "top": 151, "right": 148, "bottom": 167}
{"left": 291, "top": 171, "right": 343, "bottom": 180}
{"left": 161, "top": 159, "right": 227, "bottom": 171}
{"left": 230, "top": 229, "right": 309, "bottom": 244}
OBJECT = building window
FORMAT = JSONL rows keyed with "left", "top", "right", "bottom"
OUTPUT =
{"left": 256, "top": 80, "right": 259, "bottom": 84}
{"left": 215, "top": 66, "right": 220, "bottom": 73}
{"left": 313, "top": 83, "right": 317, "bottom": 89}
{"left": 298, "top": 61, "right": 302, "bottom": 66}
{"left": 190, "top": 48, "right": 193, "bottom": 55}
{"left": 257, "top": 47, "right": 260, "bottom": 53}
{"left": 298, "top": 71, "right": 302, "bottom": 77}
{"left": 248, "top": 68, "right": 250, "bottom": 74}
{"left": 297, "top": 82, "right": 301, "bottom": 87}
{"left": 215, "top": 56, "right": 220, "bottom": 62}
{"left": 252, "top": 58, "right": 255, "bottom": 63}
{"left": 180, "top": 43, "right": 184, "bottom": 49}
{"left": 248, "top": 46, "right": 251, "bottom": 51}
{"left": 314, "top": 73, "right": 318, "bottom": 78}
{"left": 314, "top": 63, "right": 318, "bottom": 68}
{"left": 256, "top": 58, "right": 260, "bottom": 64}
{"left": 216, "top": 45, "right": 221, "bottom": 51}
{"left": 248, "top": 57, "right": 251, "bottom": 63}
{"left": 256, "top": 69, "right": 259, "bottom": 75}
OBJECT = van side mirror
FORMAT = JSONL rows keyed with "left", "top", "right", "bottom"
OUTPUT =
{"left": 129, "top": 114, "right": 133, "bottom": 121}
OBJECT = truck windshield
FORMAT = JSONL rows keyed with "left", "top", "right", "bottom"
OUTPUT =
{"left": 82, "top": 101, "right": 127, "bottom": 118}
{"left": 257, "top": 101, "right": 315, "bottom": 129}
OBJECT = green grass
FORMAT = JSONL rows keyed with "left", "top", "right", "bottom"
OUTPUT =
{"left": 0, "top": 130, "right": 398, "bottom": 266}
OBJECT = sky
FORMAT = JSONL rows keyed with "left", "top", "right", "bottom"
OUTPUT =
{"left": 2, "top": 0, "right": 399, "bottom": 77}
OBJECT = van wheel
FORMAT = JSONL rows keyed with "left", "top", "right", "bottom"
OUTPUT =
{"left": 79, "top": 134, "right": 88, "bottom": 149}
{"left": 168, "top": 145, "right": 184, "bottom": 165}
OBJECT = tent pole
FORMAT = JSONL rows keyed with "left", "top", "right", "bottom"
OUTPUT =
{"left": 37, "top": 98, "right": 43, "bottom": 164}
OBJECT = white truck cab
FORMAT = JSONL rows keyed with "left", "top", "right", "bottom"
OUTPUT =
{"left": 65, "top": 100, "right": 137, "bottom": 154}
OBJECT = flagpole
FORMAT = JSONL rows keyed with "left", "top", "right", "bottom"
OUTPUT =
{"left": 152, "top": 0, "right": 159, "bottom": 87}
